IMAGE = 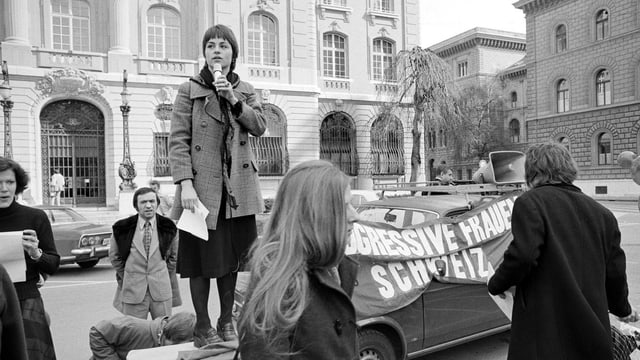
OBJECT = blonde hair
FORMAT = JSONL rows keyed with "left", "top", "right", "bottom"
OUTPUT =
{"left": 238, "top": 160, "right": 350, "bottom": 353}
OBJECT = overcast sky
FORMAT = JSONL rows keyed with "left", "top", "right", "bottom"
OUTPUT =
{"left": 419, "top": 0, "right": 527, "bottom": 48}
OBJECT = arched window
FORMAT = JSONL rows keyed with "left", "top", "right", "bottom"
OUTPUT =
{"left": 320, "top": 112, "right": 358, "bottom": 175}
{"left": 438, "top": 129, "right": 444, "bottom": 147}
{"left": 509, "top": 119, "right": 520, "bottom": 143}
{"left": 557, "top": 79, "right": 569, "bottom": 113}
{"left": 555, "top": 24, "right": 567, "bottom": 52}
{"left": 248, "top": 13, "right": 278, "bottom": 66}
{"left": 597, "top": 132, "right": 612, "bottom": 165}
{"left": 510, "top": 91, "right": 518, "bottom": 108}
{"left": 250, "top": 104, "right": 288, "bottom": 175}
{"left": 558, "top": 136, "right": 571, "bottom": 152}
{"left": 370, "top": 115, "right": 404, "bottom": 175}
{"left": 147, "top": 6, "right": 180, "bottom": 58}
{"left": 52, "top": 0, "right": 90, "bottom": 51}
{"left": 323, "top": 33, "right": 347, "bottom": 78}
{"left": 596, "top": 69, "right": 611, "bottom": 106}
{"left": 372, "top": 38, "right": 394, "bottom": 81}
{"left": 596, "top": 9, "right": 609, "bottom": 40}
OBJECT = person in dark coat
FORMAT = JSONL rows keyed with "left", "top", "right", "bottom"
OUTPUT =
{"left": 488, "top": 142, "right": 638, "bottom": 360}
{"left": 238, "top": 160, "right": 360, "bottom": 360}
{"left": 0, "top": 157, "right": 59, "bottom": 360}
{"left": 0, "top": 264, "right": 28, "bottom": 360}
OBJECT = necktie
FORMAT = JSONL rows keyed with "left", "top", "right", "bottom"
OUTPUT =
{"left": 143, "top": 221, "right": 151, "bottom": 258}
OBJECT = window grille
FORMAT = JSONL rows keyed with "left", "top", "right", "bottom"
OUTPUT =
{"left": 153, "top": 132, "right": 171, "bottom": 177}
{"left": 320, "top": 112, "right": 358, "bottom": 175}
{"left": 370, "top": 115, "right": 404, "bottom": 175}
{"left": 457, "top": 61, "right": 468, "bottom": 77}
{"left": 249, "top": 104, "right": 287, "bottom": 175}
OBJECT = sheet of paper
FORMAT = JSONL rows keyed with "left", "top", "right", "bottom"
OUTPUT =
{"left": 177, "top": 200, "right": 209, "bottom": 241}
{"left": 487, "top": 263, "right": 514, "bottom": 320}
{"left": 0, "top": 231, "right": 27, "bottom": 282}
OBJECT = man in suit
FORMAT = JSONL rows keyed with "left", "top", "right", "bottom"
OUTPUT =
{"left": 109, "top": 187, "right": 180, "bottom": 319}
{"left": 149, "top": 179, "right": 173, "bottom": 217}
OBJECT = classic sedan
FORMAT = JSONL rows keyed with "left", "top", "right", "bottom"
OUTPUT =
{"left": 355, "top": 194, "right": 511, "bottom": 359}
{"left": 35, "top": 205, "right": 112, "bottom": 268}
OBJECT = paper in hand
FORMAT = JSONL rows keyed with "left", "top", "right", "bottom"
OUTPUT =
{"left": 177, "top": 200, "right": 210, "bottom": 241}
{"left": 487, "top": 262, "right": 514, "bottom": 320}
{"left": 0, "top": 231, "right": 27, "bottom": 282}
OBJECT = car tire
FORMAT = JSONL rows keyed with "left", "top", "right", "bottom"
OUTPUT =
{"left": 77, "top": 259, "right": 99, "bottom": 268}
{"left": 359, "top": 328, "right": 395, "bottom": 360}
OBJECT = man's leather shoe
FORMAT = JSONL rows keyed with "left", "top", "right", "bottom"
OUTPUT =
{"left": 194, "top": 327, "right": 223, "bottom": 347}
{"left": 217, "top": 322, "right": 238, "bottom": 342}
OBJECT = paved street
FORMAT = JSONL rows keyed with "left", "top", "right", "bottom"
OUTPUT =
{"left": 40, "top": 200, "right": 640, "bottom": 360}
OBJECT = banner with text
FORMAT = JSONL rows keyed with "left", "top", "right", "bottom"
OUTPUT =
{"left": 346, "top": 193, "right": 518, "bottom": 318}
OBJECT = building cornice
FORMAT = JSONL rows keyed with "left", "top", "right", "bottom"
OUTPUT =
{"left": 429, "top": 28, "right": 526, "bottom": 58}
{"left": 513, "top": 0, "right": 566, "bottom": 15}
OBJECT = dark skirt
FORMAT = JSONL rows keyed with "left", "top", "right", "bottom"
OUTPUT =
{"left": 177, "top": 205, "right": 257, "bottom": 279}
{"left": 19, "top": 297, "right": 56, "bottom": 360}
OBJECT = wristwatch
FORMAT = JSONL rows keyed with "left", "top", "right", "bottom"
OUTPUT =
{"left": 30, "top": 248, "right": 43, "bottom": 261}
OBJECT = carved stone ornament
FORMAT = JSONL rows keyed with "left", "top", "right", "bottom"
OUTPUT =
{"left": 36, "top": 68, "right": 105, "bottom": 98}
{"left": 261, "top": 89, "right": 271, "bottom": 104}
{"left": 252, "top": 0, "right": 278, "bottom": 11}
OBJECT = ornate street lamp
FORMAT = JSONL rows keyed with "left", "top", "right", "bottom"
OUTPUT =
{"left": 118, "top": 69, "right": 136, "bottom": 190}
{"left": 0, "top": 61, "right": 13, "bottom": 159}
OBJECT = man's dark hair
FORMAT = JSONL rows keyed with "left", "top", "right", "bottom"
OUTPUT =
{"left": 132, "top": 187, "right": 160, "bottom": 211}
{"left": 149, "top": 179, "right": 160, "bottom": 187}
{"left": 0, "top": 157, "right": 29, "bottom": 195}
{"left": 164, "top": 312, "right": 196, "bottom": 343}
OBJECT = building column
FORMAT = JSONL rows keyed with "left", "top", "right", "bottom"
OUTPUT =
{"left": 107, "top": 0, "right": 134, "bottom": 72}
{"left": 1, "top": 0, "right": 33, "bottom": 65}
{"left": 197, "top": 0, "right": 213, "bottom": 68}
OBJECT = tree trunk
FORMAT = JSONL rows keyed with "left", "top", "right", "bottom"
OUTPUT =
{"left": 410, "top": 108, "right": 422, "bottom": 183}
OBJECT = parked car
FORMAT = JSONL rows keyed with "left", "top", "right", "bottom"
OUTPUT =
{"left": 35, "top": 205, "right": 112, "bottom": 268}
{"left": 355, "top": 193, "right": 511, "bottom": 359}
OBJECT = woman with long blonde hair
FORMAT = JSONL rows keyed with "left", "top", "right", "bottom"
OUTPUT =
{"left": 238, "top": 160, "right": 360, "bottom": 359}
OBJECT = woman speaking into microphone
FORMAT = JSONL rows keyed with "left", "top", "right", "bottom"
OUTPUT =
{"left": 169, "top": 24, "right": 266, "bottom": 347}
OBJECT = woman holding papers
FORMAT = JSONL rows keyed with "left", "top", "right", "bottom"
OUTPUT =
{"left": 169, "top": 24, "right": 266, "bottom": 347}
{"left": 0, "top": 157, "right": 59, "bottom": 360}
{"left": 238, "top": 160, "right": 360, "bottom": 359}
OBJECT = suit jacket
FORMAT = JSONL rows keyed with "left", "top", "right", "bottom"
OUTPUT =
{"left": 240, "top": 256, "right": 359, "bottom": 360}
{"left": 169, "top": 74, "right": 266, "bottom": 229}
{"left": 109, "top": 214, "right": 180, "bottom": 307}
{"left": 488, "top": 184, "right": 631, "bottom": 360}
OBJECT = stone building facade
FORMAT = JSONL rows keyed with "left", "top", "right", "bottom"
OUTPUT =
{"left": 425, "top": 28, "right": 527, "bottom": 181}
{"left": 515, "top": 0, "right": 640, "bottom": 197}
{"left": 0, "top": 0, "right": 420, "bottom": 207}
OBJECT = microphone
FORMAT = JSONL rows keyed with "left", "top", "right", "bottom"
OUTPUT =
{"left": 212, "top": 63, "right": 223, "bottom": 81}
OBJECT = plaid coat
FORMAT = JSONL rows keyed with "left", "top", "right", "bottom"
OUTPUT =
{"left": 169, "top": 75, "right": 266, "bottom": 229}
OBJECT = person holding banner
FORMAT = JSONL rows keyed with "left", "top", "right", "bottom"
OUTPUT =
{"left": 487, "top": 142, "right": 637, "bottom": 360}
{"left": 0, "top": 157, "right": 60, "bottom": 360}
{"left": 238, "top": 160, "right": 360, "bottom": 359}
{"left": 169, "top": 24, "right": 266, "bottom": 347}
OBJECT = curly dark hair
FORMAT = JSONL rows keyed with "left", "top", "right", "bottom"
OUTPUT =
{"left": 0, "top": 157, "right": 30, "bottom": 195}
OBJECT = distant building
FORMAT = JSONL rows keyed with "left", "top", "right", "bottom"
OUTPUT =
{"left": 425, "top": 28, "right": 527, "bottom": 181}
{"left": 0, "top": 0, "right": 420, "bottom": 207}
{"left": 515, "top": 0, "right": 640, "bottom": 197}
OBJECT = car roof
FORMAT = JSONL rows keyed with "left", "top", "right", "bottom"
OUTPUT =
{"left": 358, "top": 195, "right": 476, "bottom": 216}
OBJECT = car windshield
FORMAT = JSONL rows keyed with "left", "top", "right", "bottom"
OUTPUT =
{"left": 46, "top": 208, "right": 87, "bottom": 223}
{"left": 357, "top": 207, "right": 438, "bottom": 228}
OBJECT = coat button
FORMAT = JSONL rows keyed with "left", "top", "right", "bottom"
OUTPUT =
{"left": 334, "top": 320, "right": 343, "bottom": 335}
{"left": 201, "top": 121, "right": 207, "bottom": 127}
{"left": 195, "top": 145, "right": 201, "bottom": 151}
{"left": 240, "top": 140, "right": 246, "bottom": 146}
{"left": 243, "top": 163, "right": 249, "bottom": 168}
{"left": 192, "top": 169, "right": 198, "bottom": 175}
